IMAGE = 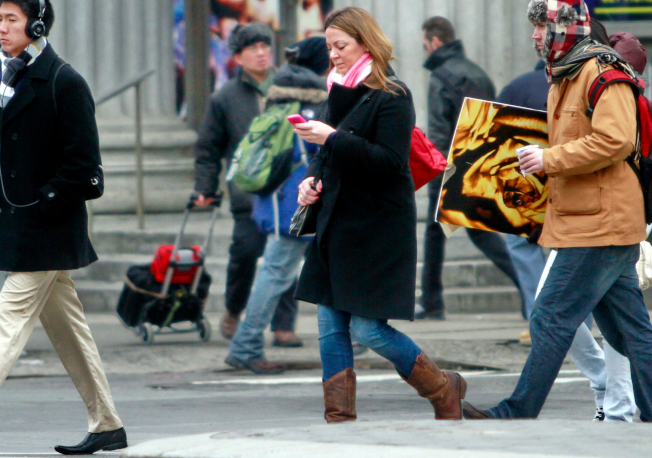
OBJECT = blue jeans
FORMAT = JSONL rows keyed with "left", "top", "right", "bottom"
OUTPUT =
{"left": 318, "top": 306, "right": 421, "bottom": 380}
{"left": 228, "top": 234, "right": 310, "bottom": 362}
{"left": 506, "top": 234, "right": 546, "bottom": 320}
{"left": 491, "top": 245, "right": 652, "bottom": 420}
{"left": 538, "top": 251, "right": 636, "bottom": 421}
{"left": 570, "top": 324, "right": 636, "bottom": 421}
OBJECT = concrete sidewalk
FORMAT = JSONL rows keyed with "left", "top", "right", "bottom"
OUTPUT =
{"left": 122, "top": 419, "right": 651, "bottom": 458}
{"left": 12, "top": 312, "right": 546, "bottom": 378}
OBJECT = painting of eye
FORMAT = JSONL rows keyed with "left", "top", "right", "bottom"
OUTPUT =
{"left": 436, "top": 98, "right": 549, "bottom": 238}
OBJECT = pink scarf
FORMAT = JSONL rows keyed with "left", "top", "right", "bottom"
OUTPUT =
{"left": 326, "top": 52, "right": 372, "bottom": 92}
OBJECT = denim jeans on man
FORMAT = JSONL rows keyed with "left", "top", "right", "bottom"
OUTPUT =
{"left": 228, "top": 234, "right": 309, "bottom": 362}
{"left": 225, "top": 217, "right": 298, "bottom": 332}
{"left": 317, "top": 305, "right": 421, "bottom": 380}
{"left": 536, "top": 250, "right": 636, "bottom": 421}
{"left": 490, "top": 244, "right": 652, "bottom": 420}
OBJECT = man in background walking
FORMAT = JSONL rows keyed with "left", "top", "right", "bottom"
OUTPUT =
{"left": 421, "top": 16, "right": 525, "bottom": 320}
{"left": 193, "top": 22, "right": 302, "bottom": 348}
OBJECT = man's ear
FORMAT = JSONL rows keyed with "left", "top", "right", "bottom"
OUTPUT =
{"left": 431, "top": 36, "right": 444, "bottom": 50}
{"left": 233, "top": 53, "right": 243, "bottom": 66}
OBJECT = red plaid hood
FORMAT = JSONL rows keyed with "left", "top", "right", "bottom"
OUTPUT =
{"left": 527, "top": 0, "right": 592, "bottom": 63}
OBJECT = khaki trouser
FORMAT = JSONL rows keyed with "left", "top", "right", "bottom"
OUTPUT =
{"left": 0, "top": 271, "right": 123, "bottom": 433}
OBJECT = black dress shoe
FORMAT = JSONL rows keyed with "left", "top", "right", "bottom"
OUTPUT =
{"left": 54, "top": 427, "right": 127, "bottom": 455}
{"left": 462, "top": 401, "right": 495, "bottom": 420}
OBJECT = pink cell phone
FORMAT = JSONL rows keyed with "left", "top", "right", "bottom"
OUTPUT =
{"left": 287, "top": 114, "right": 308, "bottom": 126}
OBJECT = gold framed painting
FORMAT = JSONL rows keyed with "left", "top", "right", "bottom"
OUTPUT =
{"left": 436, "top": 98, "right": 549, "bottom": 237}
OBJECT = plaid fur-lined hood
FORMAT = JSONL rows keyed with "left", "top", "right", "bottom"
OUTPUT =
{"left": 527, "top": 0, "right": 591, "bottom": 63}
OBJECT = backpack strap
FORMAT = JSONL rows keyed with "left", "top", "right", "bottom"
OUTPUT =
{"left": 586, "top": 69, "right": 640, "bottom": 118}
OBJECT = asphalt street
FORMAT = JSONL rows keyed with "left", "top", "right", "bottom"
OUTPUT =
{"left": 0, "top": 311, "right": 639, "bottom": 457}
{"left": 0, "top": 367, "right": 601, "bottom": 456}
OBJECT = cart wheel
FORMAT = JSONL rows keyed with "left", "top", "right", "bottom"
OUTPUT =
{"left": 139, "top": 322, "right": 155, "bottom": 345}
{"left": 197, "top": 318, "right": 211, "bottom": 343}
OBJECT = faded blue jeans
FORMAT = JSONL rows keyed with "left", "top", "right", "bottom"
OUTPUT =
{"left": 228, "top": 234, "right": 310, "bottom": 362}
{"left": 505, "top": 234, "right": 546, "bottom": 320}
{"left": 318, "top": 305, "right": 421, "bottom": 380}
{"left": 491, "top": 245, "right": 652, "bottom": 420}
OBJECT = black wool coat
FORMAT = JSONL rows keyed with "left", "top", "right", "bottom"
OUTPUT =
{"left": 0, "top": 44, "right": 99, "bottom": 272}
{"left": 295, "top": 80, "right": 417, "bottom": 321}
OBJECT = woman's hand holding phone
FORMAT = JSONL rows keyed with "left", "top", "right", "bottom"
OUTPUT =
{"left": 293, "top": 120, "right": 336, "bottom": 145}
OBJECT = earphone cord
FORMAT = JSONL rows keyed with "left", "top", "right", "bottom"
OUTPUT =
{"left": 0, "top": 61, "right": 39, "bottom": 208}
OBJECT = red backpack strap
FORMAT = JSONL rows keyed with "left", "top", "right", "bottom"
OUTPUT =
{"left": 586, "top": 69, "right": 640, "bottom": 118}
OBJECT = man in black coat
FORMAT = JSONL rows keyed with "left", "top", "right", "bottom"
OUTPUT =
{"left": 420, "top": 16, "right": 525, "bottom": 320}
{"left": 193, "top": 22, "right": 302, "bottom": 347}
{"left": 0, "top": 0, "right": 126, "bottom": 454}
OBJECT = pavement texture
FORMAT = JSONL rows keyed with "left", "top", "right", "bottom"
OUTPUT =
{"left": 12, "top": 311, "right": 630, "bottom": 457}
{"left": 121, "top": 419, "right": 652, "bottom": 458}
{"left": 12, "top": 311, "right": 537, "bottom": 379}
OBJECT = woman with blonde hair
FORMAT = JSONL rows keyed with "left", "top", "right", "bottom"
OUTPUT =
{"left": 293, "top": 7, "right": 466, "bottom": 422}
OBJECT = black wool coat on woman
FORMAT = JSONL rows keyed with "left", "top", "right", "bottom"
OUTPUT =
{"left": 295, "top": 79, "right": 417, "bottom": 320}
{"left": 0, "top": 44, "right": 99, "bottom": 272}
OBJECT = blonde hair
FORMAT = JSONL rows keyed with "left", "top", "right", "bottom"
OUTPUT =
{"left": 324, "top": 7, "right": 402, "bottom": 93}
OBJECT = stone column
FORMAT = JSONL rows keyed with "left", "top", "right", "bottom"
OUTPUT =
{"left": 48, "top": 0, "right": 198, "bottom": 214}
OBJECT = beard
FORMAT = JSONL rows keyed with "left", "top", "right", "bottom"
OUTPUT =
{"left": 533, "top": 39, "right": 549, "bottom": 60}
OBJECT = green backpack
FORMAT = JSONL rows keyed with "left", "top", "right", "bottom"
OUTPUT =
{"left": 226, "top": 101, "right": 301, "bottom": 195}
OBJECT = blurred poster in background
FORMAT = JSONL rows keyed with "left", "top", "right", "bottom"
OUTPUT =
{"left": 585, "top": 0, "right": 652, "bottom": 21}
{"left": 297, "top": 0, "right": 333, "bottom": 40}
{"left": 174, "top": 0, "right": 333, "bottom": 115}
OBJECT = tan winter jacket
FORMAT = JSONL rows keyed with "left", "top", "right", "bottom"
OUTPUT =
{"left": 539, "top": 57, "right": 647, "bottom": 248}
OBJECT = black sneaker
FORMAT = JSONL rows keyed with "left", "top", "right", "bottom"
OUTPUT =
{"left": 593, "top": 406, "right": 605, "bottom": 421}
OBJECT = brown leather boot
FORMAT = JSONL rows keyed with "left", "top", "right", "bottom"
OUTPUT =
{"left": 323, "top": 368, "right": 357, "bottom": 423}
{"left": 402, "top": 352, "right": 466, "bottom": 420}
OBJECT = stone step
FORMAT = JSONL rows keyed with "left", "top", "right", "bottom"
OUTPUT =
{"left": 78, "top": 211, "right": 530, "bottom": 315}
{"left": 71, "top": 255, "right": 516, "bottom": 289}
{"left": 90, "top": 213, "right": 494, "bottom": 262}
{"left": 74, "top": 280, "right": 524, "bottom": 315}
{"left": 76, "top": 277, "right": 652, "bottom": 317}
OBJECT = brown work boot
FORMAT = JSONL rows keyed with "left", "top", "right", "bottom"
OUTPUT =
{"left": 272, "top": 330, "right": 304, "bottom": 348}
{"left": 401, "top": 352, "right": 466, "bottom": 420}
{"left": 323, "top": 368, "right": 357, "bottom": 423}
{"left": 220, "top": 312, "right": 240, "bottom": 340}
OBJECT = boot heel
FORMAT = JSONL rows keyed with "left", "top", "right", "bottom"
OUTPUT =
{"left": 459, "top": 376, "right": 467, "bottom": 399}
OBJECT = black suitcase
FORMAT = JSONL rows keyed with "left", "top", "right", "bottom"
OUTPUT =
{"left": 116, "top": 202, "right": 220, "bottom": 344}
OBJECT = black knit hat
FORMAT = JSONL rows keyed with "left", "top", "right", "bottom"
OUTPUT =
{"left": 284, "top": 37, "right": 330, "bottom": 76}
{"left": 228, "top": 22, "right": 274, "bottom": 55}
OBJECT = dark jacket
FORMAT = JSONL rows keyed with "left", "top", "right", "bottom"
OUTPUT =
{"left": 194, "top": 69, "right": 274, "bottom": 216}
{"left": 295, "top": 78, "right": 417, "bottom": 321}
{"left": 253, "top": 64, "right": 326, "bottom": 236}
{"left": 0, "top": 44, "right": 99, "bottom": 272}
{"left": 496, "top": 60, "right": 548, "bottom": 111}
{"left": 424, "top": 40, "right": 495, "bottom": 154}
